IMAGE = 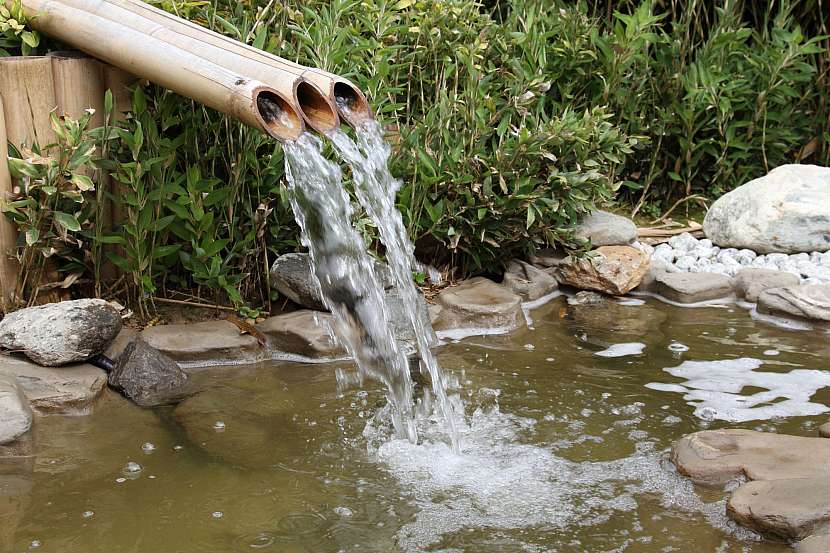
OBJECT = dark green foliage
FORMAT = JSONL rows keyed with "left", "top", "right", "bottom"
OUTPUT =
{"left": 2, "top": 0, "right": 826, "bottom": 311}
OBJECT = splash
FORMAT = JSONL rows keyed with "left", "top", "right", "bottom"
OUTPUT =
{"left": 282, "top": 134, "right": 416, "bottom": 441}
{"left": 328, "top": 120, "right": 459, "bottom": 450}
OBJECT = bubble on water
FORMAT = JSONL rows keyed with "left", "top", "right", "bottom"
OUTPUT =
{"left": 123, "top": 461, "right": 141, "bottom": 474}
{"left": 763, "top": 349, "right": 780, "bottom": 356}
{"left": 141, "top": 442, "right": 155, "bottom": 454}
{"left": 173, "top": 445, "right": 183, "bottom": 451}
{"left": 212, "top": 511, "right": 224, "bottom": 519}
{"left": 213, "top": 421, "right": 226, "bottom": 432}
{"left": 668, "top": 342, "right": 689, "bottom": 353}
{"left": 524, "top": 343, "right": 535, "bottom": 351}
{"left": 29, "top": 540, "right": 41, "bottom": 549}
{"left": 595, "top": 342, "right": 645, "bottom": 358}
{"left": 82, "top": 510, "right": 94, "bottom": 519}
{"left": 115, "top": 477, "right": 126, "bottom": 484}
{"left": 545, "top": 357, "right": 554, "bottom": 362}
{"left": 333, "top": 506, "right": 354, "bottom": 517}
{"left": 235, "top": 532, "right": 276, "bottom": 549}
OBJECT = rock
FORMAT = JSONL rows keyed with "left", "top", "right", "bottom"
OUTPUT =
{"left": 0, "top": 375, "right": 32, "bottom": 444}
{"left": 728, "top": 478, "right": 830, "bottom": 540}
{"left": 502, "top": 260, "right": 559, "bottom": 301}
{"left": 256, "top": 310, "right": 345, "bottom": 359}
{"left": 757, "top": 284, "right": 830, "bottom": 322}
{"left": 384, "top": 288, "right": 439, "bottom": 347}
{"left": 140, "top": 320, "right": 264, "bottom": 365}
{"left": 107, "top": 339, "right": 190, "bottom": 407}
{"left": 0, "top": 356, "right": 106, "bottom": 414}
{"left": 672, "top": 429, "right": 830, "bottom": 486}
{"left": 554, "top": 246, "right": 650, "bottom": 295}
{"left": 635, "top": 258, "right": 670, "bottom": 293}
{"left": 0, "top": 299, "right": 121, "bottom": 366}
{"left": 703, "top": 164, "right": 830, "bottom": 254}
{"left": 653, "top": 272, "right": 733, "bottom": 303}
{"left": 734, "top": 268, "right": 801, "bottom": 302}
{"left": 567, "top": 291, "right": 606, "bottom": 306}
{"left": 819, "top": 422, "right": 830, "bottom": 438}
{"left": 528, "top": 248, "right": 567, "bottom": 269}
{"left": 432, "top": 277, "right": 523, "bottom": 333}
{"left": 574, "top": 210, "right": 637, "bottom": 247}
{"left": 270, "top": 252, "right": 394, "bottom": 311}
{"left": 797, "top": 533, "right": 830, "bottom": 553}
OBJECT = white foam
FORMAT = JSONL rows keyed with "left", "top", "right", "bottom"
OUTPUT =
{"left": 595, "top": 342, "right": 646, "bottom": 358}
{"left": 646, "top": 357, "right": 830, "bottom": 421}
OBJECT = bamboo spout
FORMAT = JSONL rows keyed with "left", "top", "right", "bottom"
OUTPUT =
{"left": 89, "top": 0, "right": 374, "bottom": 127}
{"left": 11, "top": 0, "right": 305, "bottom": 141}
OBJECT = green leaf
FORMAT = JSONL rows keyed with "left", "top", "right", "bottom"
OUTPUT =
{"left": 24, "top": 228, "right": 39, "bottom": 246}
{"left": 54, "top": 211, "right": 81, "bottom": 232}
{"left": 70, "top": 173, "right": 95, "bottom": 191}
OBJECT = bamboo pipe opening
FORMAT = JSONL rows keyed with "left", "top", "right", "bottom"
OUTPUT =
{"left": 253, "top": 88, "right": 303, "bottom": 142}
{"left": 295, "top": 81, "right": 338, "bottom": 135}
{"left": 333, "top": 81, "right": 372, "bottom": 127}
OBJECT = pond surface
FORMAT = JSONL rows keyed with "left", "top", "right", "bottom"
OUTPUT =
{"left": 4, "top": 296, "right": 830, "bottom": 553}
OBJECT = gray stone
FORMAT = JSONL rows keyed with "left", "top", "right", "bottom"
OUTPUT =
{"left": 757, "top": 284, "right": 830, "bottom": 322}
{"left": 635, "top": 258, "right": 670, "bottom": 293}
{"left": 0, "top": 299, "right": 121, "bottom": 366}
{"left": 653, "top": 272, "right": 733, "bottom": 303}
{"left": 432, "top": 277, "right": 523, "bottom": 333}
{"left": 567, "top": 291, "right": 606, "bottom": 306}
{"left": 703, "top": 164, "right": 830, "bottom": 254}
{"left": 0, "top": 375, "right": 32, "bottom": 444}
{"left": 734, "top": 268, "right": 801, "bottom": 302}
{"left": 528, "top": 248, "right": 567, "bottom": 269}
{"left": 502, "top": 260, "right": 559, "bottom": 301}
{"left": 140, "top": 320, "right": 263, "bottom": 365}
{"left": 270, "top": 252, "right": 394, "bottom": 311}
{"left": 555, "top": 246, "right": 651, "bottom": 296}
{"left": 672, "top": 429, "right": 830, "bottom": 487}
{"left": 819, "top": 422, "right": 830, "bottom": 438}
{"left": 256, "top": 310, "right": 345, "bottom": 359}
{"left": 728, "top": 478, "right": 830, "bottom": 540}
{"left": 108, "top": 339, "right": 191, "bottom": 407}
{"left": 384, "top": 288, "right": 439, "bottom": 347}
{"left": 796, "top": 533, "right": 830, "bottom": 553}
{"left": 574, "top": 210, "right": 638, "bottom": 246}
{"left": 0, "top": 356, "right": 106, "bottom": 414}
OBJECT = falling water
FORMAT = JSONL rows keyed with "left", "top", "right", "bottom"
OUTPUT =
{"left": 328, "top": 120, "right": 459, "bottom": 450}
{"left": 282, "top": 134, "right": 417, "bottom": 442}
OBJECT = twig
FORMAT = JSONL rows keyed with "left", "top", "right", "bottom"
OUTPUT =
{"left": 150, "top": 297, "right": 237, "bottom": 312}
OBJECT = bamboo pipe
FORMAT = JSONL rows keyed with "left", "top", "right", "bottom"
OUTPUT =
{"left": 10, "top": 0, "right": 304, "bottom": 142}
{"left": 94, "top": 0, "right": 373, "bottom": 127}
{"left": 56, "top": 0, "right": 339, "bottom": 135}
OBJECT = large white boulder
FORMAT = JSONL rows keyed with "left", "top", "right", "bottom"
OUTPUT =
{"left": 703, "top": 165, "right": 830, "bottom": 254}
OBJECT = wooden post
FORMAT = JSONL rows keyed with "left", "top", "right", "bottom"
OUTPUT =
{"left": 0, "top": 56, "right": 58, "bottom": 150}
{"left": 49, "top": 51, "right": 106, "bottom": 126}
{"left": 0, "top": 96, "right": 20, "bottom": 312}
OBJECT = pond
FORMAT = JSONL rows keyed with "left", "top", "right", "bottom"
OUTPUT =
{"left": 4, "top": 295, "right": 829, "bottom": 552}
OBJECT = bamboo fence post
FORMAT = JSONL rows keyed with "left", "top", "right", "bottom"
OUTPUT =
{"left": 49, "top": 51, "right": 106, "bottom": 127}
{"left": 0, "top": 56, "right": 58, "bottom": 150}
{"left": 0, "top": 96, "right": 20, "bottom": 312}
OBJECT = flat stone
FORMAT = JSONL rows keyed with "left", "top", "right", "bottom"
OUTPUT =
{"left": 140, "top": 320, "right": 263, "bottom": 365}
{"left": 574, "top": 210, "right": 637, "bottom": 247}
{"left": 256, "top": 310, "right": 345, "bottom": 359}
{"left": 703, "top": 164, "right": 830, "bottom": 254}
{"left": 0, "top": 356, "right": 106, "bottom": 414}
{"left": 108, "top": 339, "right": 191, "bottom": 407}
{"left": 432, "top": 277, "right": 523, "bottom": 332}
{"left": 0, "top": 375, "right": 32, "bottom": 444}
{"left": 654, "top": 272, "right": 733, "bottom": 303}
{"left": 796, "top": 533, "right": 830, "bottom": 553}
{"left": 728, "top": 478, "right": 830, "bottom": 540}
{"left": 672, "top": 429, "right": 830, "bottom": 486}
{"left": 757, "top": 284, "right": 830, "bottom": 322}
{"left": 502, "top": 260, "right": 559, "bottom": 301}
{"left": 819, "top": 422, "right": 830, "bottom": 438}
{"left": 734, "top": 268, "right": 801, "bottom": 302}
{"left": 555, "top": 246, "right": 650, "bottom": 295}
{"left": 0, "top": 299, "right": 122, "bottom": 366}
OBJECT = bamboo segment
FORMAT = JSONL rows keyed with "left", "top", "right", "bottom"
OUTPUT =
{"left": 0, "top": 56, "right": 58, "bottom": 149}
{"left": 0, "top": 96, "right": 20, "bottom": 311}
{"left": 11, "top": 0, "right": 304, "bottom": 141}
{"left": 57, "top": 0, "right": 340, "bottom": 134}
{"left": 90, "top": 0, "right": 372, "bottom": 127}
{"left": 49, "top": 51, "right": 107, "bottom": 127}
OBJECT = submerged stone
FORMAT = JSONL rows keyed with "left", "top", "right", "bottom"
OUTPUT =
{"left": 0, "top": 374, "right": 32, "bottom": 444}
{"left": 757, "top": 284, "right": 830, "bottom": 322}
{"left": 574, "top": 210, "right": 638, "bottom": 247}
{"left": 0, "top": 299, "right": 121, "bottom": 366}
{"left": 502, "top": 260, "right": 558, "bottom": 301}
{"left": 108, "top": 339, "right": 191, "bottom": 407}
{"left": 432, "top": 277, "right": 523, "bottom": 333}
{"left": 554, "top": 246, "right": 650, "bottom": 295}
